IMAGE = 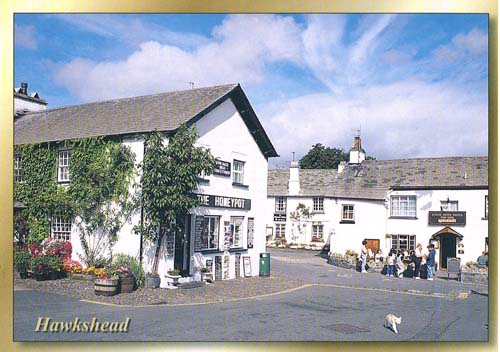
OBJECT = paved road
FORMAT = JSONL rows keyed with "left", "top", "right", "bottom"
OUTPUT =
{"left": 14, "top": 249, "right": 489, "bottom": 342}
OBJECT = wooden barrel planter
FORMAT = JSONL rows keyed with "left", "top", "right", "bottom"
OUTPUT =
{"left": 94, "top": 278, "right": 119, "bottom": 296}
{"left": 120, "top": 276, "right": 135, "bottom": 293}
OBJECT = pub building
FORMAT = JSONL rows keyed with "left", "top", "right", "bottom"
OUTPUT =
{"left": 14, "top": 83, "right": 278, "bottom": 287}
{"left": 267, "top": 135, "right": 488, "bottom": 269}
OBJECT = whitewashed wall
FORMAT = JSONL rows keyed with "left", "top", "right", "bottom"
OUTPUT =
{"left": 14, "top": 96, "right": 46, "bottom": 111}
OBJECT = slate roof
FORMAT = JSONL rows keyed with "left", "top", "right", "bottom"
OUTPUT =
{"left": 268, "top": 157, "right": 488, "bottom": 200}
{"left": 14, "top": 84, "right": 278, "bottom": 158}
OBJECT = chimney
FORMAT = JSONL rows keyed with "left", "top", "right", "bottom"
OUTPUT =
{"left": 349, "top": 134, "right": 366, "bottom": 164}
{"left": 288, "top": 161, "right": 300, "bottom": 195}
{"left": 338, "top": 161, "right": 347, "bottom": 174}
{"left": 20, "top": 82, "right": 28, "bottom": 95}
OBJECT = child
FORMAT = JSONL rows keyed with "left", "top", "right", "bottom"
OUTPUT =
{"left": 396, "top": 250, "right": 404, "bottom": 278}
{"left": 386, "top": 249, "right": 396, "bottom": 277}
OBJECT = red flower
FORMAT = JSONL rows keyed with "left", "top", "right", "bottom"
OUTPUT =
{"left": 37, "top": 264, "right": 43, "bottom": 270}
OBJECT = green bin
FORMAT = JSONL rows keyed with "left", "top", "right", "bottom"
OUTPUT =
{"left": 259, "top": 253, "right": 270, "bottom": 277}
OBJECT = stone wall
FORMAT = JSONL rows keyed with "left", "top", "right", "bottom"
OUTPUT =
{"left": 461, "top": 266, "right": 488, "bottom": 285}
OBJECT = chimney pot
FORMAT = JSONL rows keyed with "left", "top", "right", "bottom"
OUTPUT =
{"left": 20, "top": 82, "right": 28, "bottom": 95}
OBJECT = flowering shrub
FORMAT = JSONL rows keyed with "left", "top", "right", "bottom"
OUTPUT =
{"left": 112, "top": 265, "right": 134, "bottom": 278}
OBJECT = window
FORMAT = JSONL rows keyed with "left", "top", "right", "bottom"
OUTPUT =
{"left": 390, "top": 195, "right": 416, "bottom": 217}
{"left": 440, "top": 200, "right": 458, "bottom": 211}
{"left": 58, "top": 150, "right": 71, "bottom": 182}
{"left": 201, "top": 216, "right": 220, "bottom": 250}
{"left": 391, "top": 235, "right": 416, "bottom": 250}
{"left": 275, "top": 197, "right": 286, "bottom": 213}
{"left": 275, "top": 223, "right": 286, "bottom": 238}
{"left": 14, "top": 153, "right": 23, "bottom": 183}
{"left": 230, "top": 216, "right": 244, "bottom": 248}
{"left": 51, "top": 215, "right": 72, "bottom": 241}
{"left": 232, "top": 160, "right": 245, "bottom": 185}
{"left": 313, "top": 197, "right": 324, "bottom": 212}
{"left": 485, "top": 195, "right": 488, "bottom": 219}
{"left": 341, "top": 204, "right": 355, "bottom": 221}
{"left": 311, "top": 223, "right": 324, "bottom": 242}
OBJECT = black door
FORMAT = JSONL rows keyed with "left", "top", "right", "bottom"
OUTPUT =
{"left": 174, "top": 215, "right": 191, "bottom": 276}
{"left": 440, "top": 234, "right": 457, "bottom": 269}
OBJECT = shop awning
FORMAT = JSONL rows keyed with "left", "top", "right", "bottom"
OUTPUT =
{"left": 431, "top": 226, "right": 463, "bottom": 239}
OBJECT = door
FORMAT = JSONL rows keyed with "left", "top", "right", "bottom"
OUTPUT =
{"left": 174, "top": 215, "right": 191, "bottom": 276}
{"left": 440, "top": 234, "right": 457, "bottom": 269}
{"left": 365, "top": 239, "right": 380, "bottom": 257}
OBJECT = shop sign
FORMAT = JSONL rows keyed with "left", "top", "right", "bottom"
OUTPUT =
{"left": 196, "top": 194, "right": 251, "bottom": 210}
{"left": 273, "top": 213, "right": 286, "bottom": 222}
{"left": 213, "top": 159, "right": 231, "bottom": 177}
{"left": 428, "top": 211, "right": 466, "bottom": 226}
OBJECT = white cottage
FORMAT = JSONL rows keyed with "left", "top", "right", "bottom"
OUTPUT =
{"left": 267, "top": 137, "right": 488, "bottom": 268}
{"left": 14, "top": 83, "right": 278, "bottom": 286}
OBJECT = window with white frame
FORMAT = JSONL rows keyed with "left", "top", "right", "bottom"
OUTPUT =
{"left": 275, "top": 197, "right": 286, "bottom": 213}
{"left": 391, "top": 234, "right": 416, "bottom": 250}
{"left": 440, "top": 200, "right": 458, "bottom": 211}
{"left": 311, "top": 222, "right": 324, "bottom": 242}
{"left": 230, "top": 216, "right": 244, "bottom": 248}
{"left": 341, "top": 204, "right": 355, "bottom": 221}
{"left": 14, "top": 153, "right": 23, "bottom": 183}
{"left": 232, "top": 160, "right": 245, "bottom": 185}
{"left": 275, "top": 223, "right": 286, "bottom": 238}
{"left": 58, "top": 150, "right": 71, "bottom": 183}
{"left": 51, "top": 215, "right": 72, "bottom": 241}
{"left": 390, "top": 195, "right": 417, "bottom": 217}
{"left": 313, "top": 197, "right": 324, "bottom": 212}
{"left": 485, "top": 195, "right": 488, "bottom": 219}
{"left": 201, "top": 216, "right": 220, "bottom": 250}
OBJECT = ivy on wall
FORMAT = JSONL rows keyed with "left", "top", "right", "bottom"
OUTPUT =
{"left": 14, "top": 137, "right": 136, "bottom": 266}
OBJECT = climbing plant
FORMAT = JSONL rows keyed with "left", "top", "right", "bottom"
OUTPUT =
{"left": 289, "top": 203, "right": 311, "bottom": 243}
{"left": 14, "top": 137, "right": 136, "bottom": 267}
{"left": 134, "top": 124, "right": 216, "bottom": 274}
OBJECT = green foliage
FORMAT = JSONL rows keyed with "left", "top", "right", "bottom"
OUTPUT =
{"left": 167, "top": 269, "right": 180, "bottom": 276}
{"left": 110, "top": 253, "right": 145, "bottom": 288}
{"left": 299, "top": 143, "right": 348, "bottom": 169}
{"left": 14, "top": 249, "right": 31, "bottom": 273}
{"left": 135, "top": 124, "right": 215, "bottom": 273}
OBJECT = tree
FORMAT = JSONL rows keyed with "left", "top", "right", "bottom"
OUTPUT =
{"left": 135, "top": 124, "right": 215, "bottom": 274}
{"left": 299, "top": 143, "right": 348, "bottom": 169}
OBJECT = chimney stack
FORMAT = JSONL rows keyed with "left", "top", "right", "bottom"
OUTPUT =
{"left": 349, "top": 134, "right": 366, "bottom": 164}
{"left": 20, "top": 82, "right": 28, "bottom": 95}
{"left": 288, "top": 160, "right": 300, "bottom": 195}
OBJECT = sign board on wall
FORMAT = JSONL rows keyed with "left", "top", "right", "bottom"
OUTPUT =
{"left": 197, "top": 194, "right": 251, "bottom": 210}
{"left": 213, "top": 159, "right": 231, "bottom": 177}
{"left": 247, "top": 217, "right": 254, "bottom": 248}
{"left": 193, "top": 216, "right": 204, "bottom": 251}
{"left": 428, "top": 211, "right": 466, "bottom": 226}
{"left": 273, "top": 213, "right": 286, "bottom": 222}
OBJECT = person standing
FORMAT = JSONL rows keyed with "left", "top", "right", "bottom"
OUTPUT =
{"left": 360, "top": 240, "right": 368, "bottom": 273}
{"left": 413, "top": 243, "right": 424, "bottom": 279}
{"left": 426, "top": 244, "right": 436, "bottom": 280}
{"left": 386, "top": 249, "right": 396, "bottom": 277}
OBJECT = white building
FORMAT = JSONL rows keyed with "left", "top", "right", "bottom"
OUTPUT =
{"left": 267, "top": 137, "right": 488, "bottom": 269}
{"left": 14, "top": 82, "right": 47, "bottom": 114}
{"left": 14, "top": 84, "right": 278, "bottom": 286}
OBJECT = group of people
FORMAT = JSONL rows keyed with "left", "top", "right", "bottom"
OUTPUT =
{"left": 360, "top": 240, "right": 436, "bottom": 280}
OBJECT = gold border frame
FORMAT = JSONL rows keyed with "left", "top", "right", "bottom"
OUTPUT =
{"left": 1, "top": 1, "right": 497, "bottom": 351}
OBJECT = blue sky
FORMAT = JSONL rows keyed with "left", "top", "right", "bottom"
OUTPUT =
{"left": 14, "top": 14, "right": 488, "bottom": 167}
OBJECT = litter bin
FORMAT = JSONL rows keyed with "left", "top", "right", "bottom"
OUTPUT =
{"left": 259, "top": 253, "right": 270, "bottom": 277}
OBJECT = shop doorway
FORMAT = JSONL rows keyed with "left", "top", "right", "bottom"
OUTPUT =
{"left": 431, "top": 226, "right": 462, "bottom": 269}
{"left": 174, "top": 215, "right": 191, "bottom": 276}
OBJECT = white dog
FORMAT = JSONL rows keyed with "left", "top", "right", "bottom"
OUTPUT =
{"left": 384, "top": 314, "right": 402, "bottom": 334}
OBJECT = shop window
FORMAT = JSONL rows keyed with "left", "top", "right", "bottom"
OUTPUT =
{"left": 440, "top": 200, "right": 458, "bottom": 211}
{"left": 230, "top": 216, "right": 244, "bottom": 248}
{"left": 341, "top": 204, "right": 355, "bottom": 222}
{"left": 57, "top": 150, "right": 71, "bottom": 183}
{"left": 232, "top": 160, "right": 245, "bottom": 185}
{"left": 313, "top": 197, "right": 324, "bottom": 212}
{"left": 391, "top": 234, "right": 416, "bottom": 250}
{"left": 390, "top": 195, "right": 416, "bottom": 218}
{"left": 275, "top": 197, "right": 287, "bottom": 213}
{"left": 201, "top": 216, "right": 220, "bottom": 250}
{"left": 51, "top": 214, "right": 72, "bottom": 242}
{"left": 275, "top": 223, "right": 286, "bottom": 238}
{"left": 311, "top": 223, "right": 324, "bottom": 242}
{"left": 14, "top": 153, "right": 24, "bottom": 183}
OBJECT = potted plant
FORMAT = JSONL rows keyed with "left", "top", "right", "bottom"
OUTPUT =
{"left": 94, "top": 273, "right": 120, "bottom": 296}
{"left": 31, "top": 256, "right": 49, "bottom": 281}
{"left": 145, "top": 272, "right": 160, "bottom": 289}
{"left": 14, "top": 249, "right": 30, "bottom": 279}
{"left": 47, "top": 255, "right": 63, "bottom": 280}
{"left": 165, "top": 269, "right": 181, "bottom": 286}
{"left": 114, "top": 266, "right": 135, "bottom": 293}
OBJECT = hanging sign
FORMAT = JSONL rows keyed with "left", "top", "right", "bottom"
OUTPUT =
{"left": 213, "top": 160, "right": 231, "bottom": 177}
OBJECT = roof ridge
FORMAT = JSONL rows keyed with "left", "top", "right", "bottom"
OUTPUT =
{"left": 369, "top": 156, "right": 487, "bottom": 162}
{"left": 19, "top": 83, "right": 239, "bottom": 116}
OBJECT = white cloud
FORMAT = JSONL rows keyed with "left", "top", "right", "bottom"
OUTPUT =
{"left": 15, "top": 24, "right": 37, "bottom": 49}
{"left": 452, "top": 28, "right": 488, "bottom": 54}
